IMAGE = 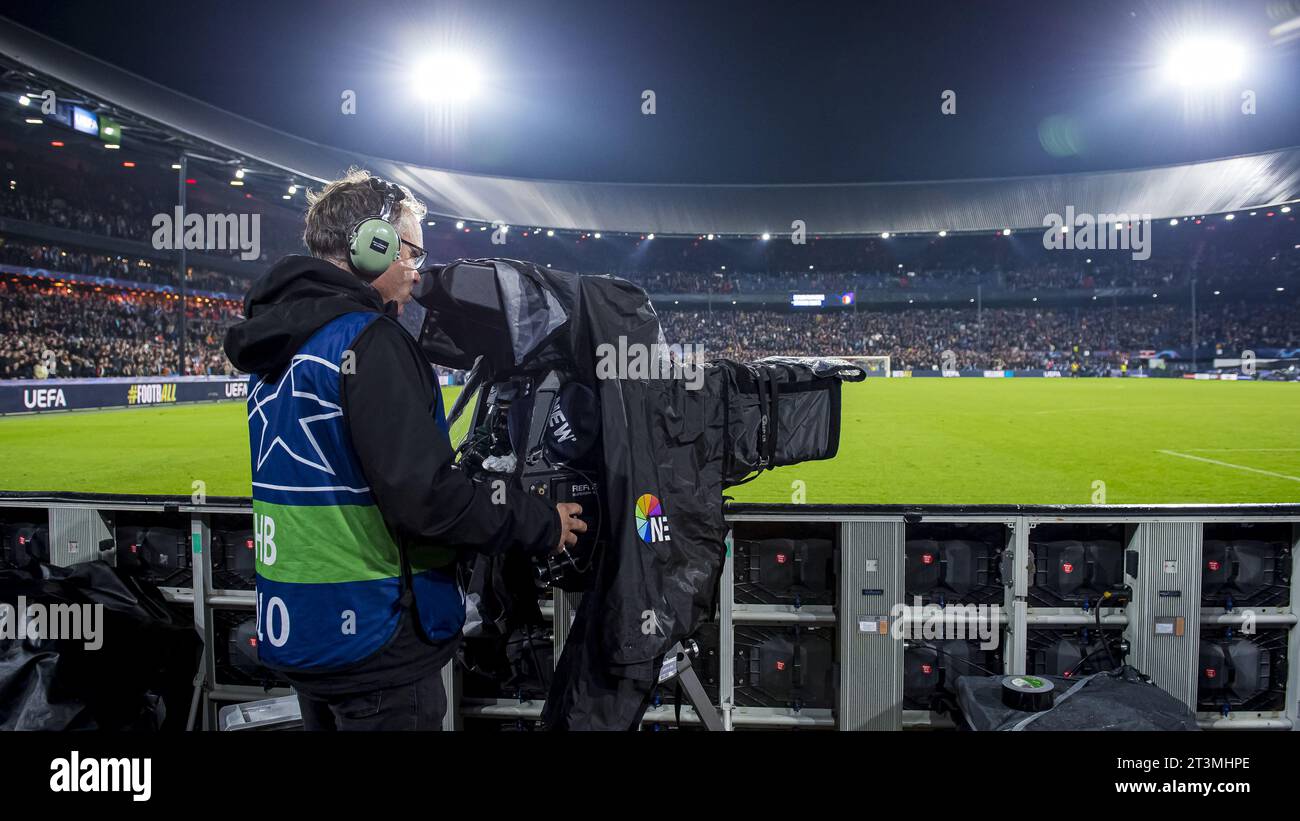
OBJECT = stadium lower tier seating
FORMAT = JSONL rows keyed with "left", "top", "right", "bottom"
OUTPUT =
{"left": 2, "top": 269, "right": 1296, "bottom": 378}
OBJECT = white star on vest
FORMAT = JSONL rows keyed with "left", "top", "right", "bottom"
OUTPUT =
{"left": 248, "top": 354, "right": 343, "bottom": 476}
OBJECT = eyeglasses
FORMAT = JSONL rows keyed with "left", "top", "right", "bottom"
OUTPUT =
{"left": 400, "top": 238, "right": 427, "bottom": 268}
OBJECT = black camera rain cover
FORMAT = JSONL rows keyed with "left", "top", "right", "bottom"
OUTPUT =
{"left": 411, "top": 258, "right": 860, "bottom": 729}
{"left": 542, "top": 273, "right": 732, "bottom": 729}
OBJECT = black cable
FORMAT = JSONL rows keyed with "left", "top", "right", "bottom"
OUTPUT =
{"left": 1096, "top": 590, "right": 1121, "bottom": 670}
{"left": 1063, "top": 643, "right": 1119, "bottom": 679}
{"left": 911, "top": 641, "right": 1001, "bottom": 677}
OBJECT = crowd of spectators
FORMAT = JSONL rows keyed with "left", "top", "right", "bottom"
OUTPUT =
{"left": 1, "top": 151, "right": 303, "bottom": 261}
{"left": 658, "top": 298, "right": 1300, "bottom": 370}
{"left": 0, "top": 239, "right": 252, "bottom": 295}
{"left": 2, "top": 156, "right": 1296, "bottom": 379}
{"left": 6, "top": 265, "right": 1294, "bottom": 380}
{"left": 624, "top": 253, "right": 1299, "bottom": 296}
{"left": 0, "top": 277, "right": 240, "bottom": 379}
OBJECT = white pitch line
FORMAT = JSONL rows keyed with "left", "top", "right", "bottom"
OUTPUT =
{"left": 1157, "top": 450, "right": 1300, "bottom": 483}
{"left": 1183, "top": 448, "right": 1300, "bottom": 452}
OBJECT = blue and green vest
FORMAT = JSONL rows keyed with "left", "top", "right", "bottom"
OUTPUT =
{"left": 246, "top": 311, "right": 463, "bottom": 672}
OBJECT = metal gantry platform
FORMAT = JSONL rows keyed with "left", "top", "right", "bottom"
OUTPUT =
{"left": 2, "top": 493, "right": 1296, "bottom": 730}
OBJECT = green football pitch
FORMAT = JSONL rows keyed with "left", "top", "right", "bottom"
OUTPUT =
{"left": 1, "top": 379, "right": 1297, "bottom": 504}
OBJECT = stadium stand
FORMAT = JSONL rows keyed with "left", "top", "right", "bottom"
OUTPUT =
{"left": 1, "top": 98, "right": 1297, "bottom": 381}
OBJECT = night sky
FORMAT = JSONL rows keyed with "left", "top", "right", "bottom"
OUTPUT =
{"left": 5, "top": 0, "right": 1298, "bottom": 184}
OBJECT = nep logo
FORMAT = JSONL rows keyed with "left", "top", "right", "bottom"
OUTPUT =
{"left": 635, "top": 493, "right": 670, "bottom": 544}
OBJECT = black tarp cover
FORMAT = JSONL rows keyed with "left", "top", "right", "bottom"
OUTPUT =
{"left": 956, "top": 667, "right": 1200, "bottom": 731}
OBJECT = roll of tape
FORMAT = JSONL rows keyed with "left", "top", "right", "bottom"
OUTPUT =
{"left": 1001, "top": 675, "right": 1056, "bottom": 712}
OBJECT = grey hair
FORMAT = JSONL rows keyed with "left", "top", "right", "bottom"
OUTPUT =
{"left": 302, "top": 167, "right": 427, "bottom": 262}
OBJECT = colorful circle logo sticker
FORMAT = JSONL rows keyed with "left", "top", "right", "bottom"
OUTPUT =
{"left": 635, "top": 493, "right": 670, "bottom": 543}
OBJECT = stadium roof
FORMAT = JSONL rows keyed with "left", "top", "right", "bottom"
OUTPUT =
{"left": 3, "top": 16, "right": 1299, "bottom": 237}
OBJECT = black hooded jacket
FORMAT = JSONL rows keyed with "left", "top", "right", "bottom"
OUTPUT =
{"left": 224, "top": 255, "right": 560, "bottom": 695}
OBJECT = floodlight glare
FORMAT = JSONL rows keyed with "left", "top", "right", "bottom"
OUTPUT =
{"left": 412, "top": 54, "right": 484, "bottom": 104}
{"left": 1162, "top": 36, "right": 1246, "bottom": 88}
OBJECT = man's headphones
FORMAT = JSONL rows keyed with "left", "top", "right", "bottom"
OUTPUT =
{"left": 347, "top": 177, "right": 406, "bottom": 278}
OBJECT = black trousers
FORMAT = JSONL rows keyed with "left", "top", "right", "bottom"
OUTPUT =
{"left": 296, "top": 672, "right": 447, "bottom": 731}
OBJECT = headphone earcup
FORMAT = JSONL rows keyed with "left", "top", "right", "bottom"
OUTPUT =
{"left": 349, "top": 217, "right": 401, "bottom": 276}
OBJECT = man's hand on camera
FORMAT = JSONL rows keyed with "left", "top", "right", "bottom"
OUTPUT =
{"left": 555, "top": 503, "right": 587, "bottom": 553}
{"left": 370, "top": 255, "right": 419, "bottom": 311}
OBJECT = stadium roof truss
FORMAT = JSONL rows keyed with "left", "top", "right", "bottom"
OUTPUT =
{"left": 2, "top": 16, "right": 1299, "bottom": 238}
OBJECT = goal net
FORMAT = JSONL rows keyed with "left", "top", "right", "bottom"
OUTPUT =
{"left": 831, "top": 355, "right": 891, "bottom": 378}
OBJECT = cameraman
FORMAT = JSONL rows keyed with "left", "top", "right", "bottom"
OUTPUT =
{"left": 223, "top": 169, "right": 584, "bottom": 730}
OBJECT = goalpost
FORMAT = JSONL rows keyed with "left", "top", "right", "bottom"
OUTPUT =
{"left": 832, "top": 354, "right": 891, "bottom": 378}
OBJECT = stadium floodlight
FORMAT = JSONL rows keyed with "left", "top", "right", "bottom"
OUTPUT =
{"left": 171, "top": 163, "right": 181, "bottom": 170}
{"left": 938, "top": 230, "right": 947, "bottom": 237}
{"left": 288, "top": 184, "right": 297, "bottom": 195}
{"left": 808, "top": 265, "right": 814, "bottom": 270}
{"left": 18, "top": 94, "right": 30, "bottom": 106}
{"left": 411, "top": 53, "right": 484, "bottom": 104}
{"left": 546, "top": 229, "right": 555, "bottom": 237}
{"left": 647, "top": 233, "right": 655, "bottom": 240}
{"left": 1161, "top": 36, "right": 1246, "bottom": 88}
{"left": 1169, "top": 218, "right": 1179, "bottom": 226}
{"left": 1002, "top": 228, "right": 1012, "bottom": 236}
{"left": 1225, "top": 213, "right": 1235, "bottom": 220}
{"left": 1283, "top": 206, "right": 1293, "bottom": 213}
{"left": 706, "top": 233, "right": 715, "bottom": 240}
{"left": 455, "top": 220, "right": 465, "bottom": 229}
{"left": 1214, "top": 290, "right": 1221, "bottom": 295}
{"left": 880, "top": 232, "right": 890, "bottom": 239}
{"left": 594, "top": 232, "right": 602, "bottom": 238}
{"left": 1278, "top": 287, "right": 1286, "bottom": 292}
{"left": 761, "top": 232, "right": 771, "bottom": 240}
